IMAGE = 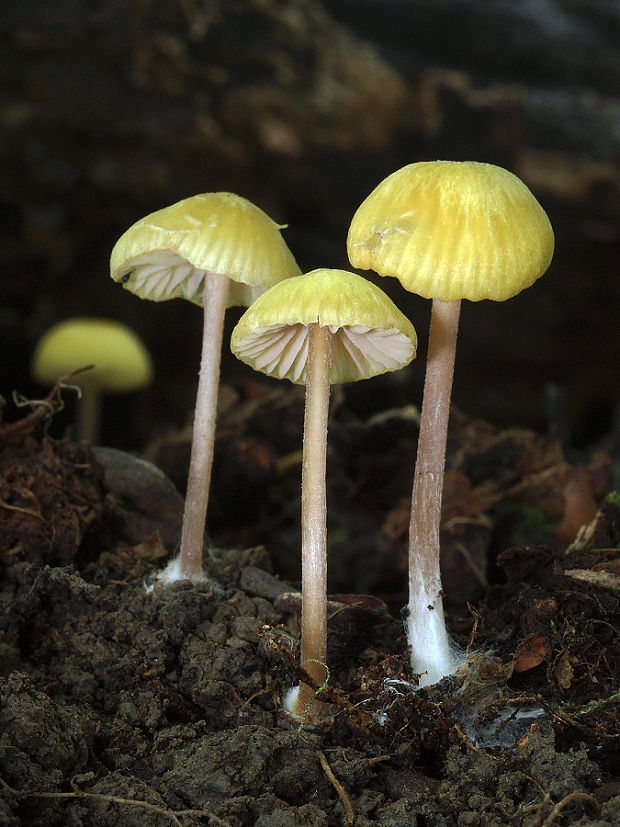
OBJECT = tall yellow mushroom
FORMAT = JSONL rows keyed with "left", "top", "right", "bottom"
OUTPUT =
{"left": 111, "top": 193, "right": 301, "bottom": 584}
{"left": 348, "top": 161, "right": 554, "bottom": 686}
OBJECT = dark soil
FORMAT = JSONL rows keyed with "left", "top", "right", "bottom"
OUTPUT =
{"left": 0, "top": 382, "right": 618, "bottom": 826}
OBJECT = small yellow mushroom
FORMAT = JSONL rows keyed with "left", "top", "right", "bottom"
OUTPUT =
{"left": 31, "top": 317, "right": 152, "bottom": 444}
{"left": 231, "top": 267, "right": 417, "bottom": 722}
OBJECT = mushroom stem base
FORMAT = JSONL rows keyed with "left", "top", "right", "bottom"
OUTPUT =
{"left": 406, "top": 574, "right": 463, "bottom": 687}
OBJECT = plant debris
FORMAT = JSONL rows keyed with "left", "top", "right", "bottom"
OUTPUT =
{"left": 0, "top": 385, "right": 618, "bottom": 825}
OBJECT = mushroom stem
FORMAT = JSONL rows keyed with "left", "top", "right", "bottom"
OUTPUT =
{"left": 77, "top": 382, "right": 101, "bottom": 445}
{"left": 175, "top": 271, "right": 230, "bottom": 583}
{"left": 295, "top": 322, "right": 332, "bottom": 719}
{"left": 407, "top": 297, "right": 462, "bottom": 686}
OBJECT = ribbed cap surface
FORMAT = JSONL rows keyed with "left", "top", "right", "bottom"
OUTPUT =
{"left": 230, "top": 268, "right": 417, "bottom": 384}
{"left": 347, "top": 161, "right": 554, "bottom": 302}
{"left": 110, "top": 192, "right": 301, "bottom": 308}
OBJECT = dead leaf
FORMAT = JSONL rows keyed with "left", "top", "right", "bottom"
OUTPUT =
{"left": 555, "top": 466, "right": 599, "bottom": 546}
{"left": 442, "top": 469, "right": 501, "bottom": 523}
{"left": 564, "top": 567, "right": 620, "bottom": 592}
{"left": 100, "top": 531, "right": 169, "bottom": 579}
{"left": 513, "top": 635, "right": 552, "bottom": 672}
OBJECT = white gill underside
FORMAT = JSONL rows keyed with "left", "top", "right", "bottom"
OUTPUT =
{"left": 124, "top": 251, "right": 204, "bottom": 301}
{"left": 234, "top": 323, "right": 413, "bottom": 383}
{"left": 121, "top": 251, "right": 260, "bottom": 305}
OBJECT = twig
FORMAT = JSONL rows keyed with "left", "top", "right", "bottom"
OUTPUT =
{"left": 540, "top": 791, "right": 600, "bottom": 826}
{"left": 237, "top": 687, "right": 272, "bottom": 717}
{"left": 0, "top": 499, "right": 45, "bottom": 521}
{"left": 317, "top": 749, "right": 354, "bottom": 826}
{"left": 0, "top": 776, "right": 231, "bottom": 826}
{"left": 1, "top": 370, "right": 90, "bottom": 440}
{"left": 452, "top": 721, "right": 504, "bottom": 761}
{"left": 512, "top": 768, "right": 601, "bottom": 826}
{"left": 516, "top": 771, "right": 552, "bottom": 816}
{"left": 465, "top": 603, "right": 480, "bottom": 654}
{"left": 367, "top": 755, "right": 391, "bottom": 767}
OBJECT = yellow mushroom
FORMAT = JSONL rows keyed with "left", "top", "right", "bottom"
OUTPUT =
{"left": 348, "top": 161, "right": 554, "bottom": 686}
{"left": 31, "top": 317, "right": 152, "bottom": 444}
{"left": 231, "top": 268, "right": 417, "bottom": 722}
{"left": 111, "top": 192, "right": 301, "bottom": 585}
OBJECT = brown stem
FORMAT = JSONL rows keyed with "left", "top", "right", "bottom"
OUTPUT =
{"left": 175, "top": 272, "right": 230, "bottom": 583}
{"left": 407, "top": 298, "right": 462, "bottom": 685}
{"left": 76, "top": 382, "right": 101, "bottom": 444}
{"left": 294, "top": 323, "right": 332, "bottom": 718}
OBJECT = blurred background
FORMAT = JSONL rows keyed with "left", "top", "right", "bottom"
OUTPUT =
{"left": 1, "top": 0, "right": 618, "bottom": 453}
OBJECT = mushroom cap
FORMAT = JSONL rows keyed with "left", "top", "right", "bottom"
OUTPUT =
{"left": 347, "top": 161, "right": 554, "bottom": 302}
{"left": 32, "top": 318, "right": 153, "bottom": 392}
{"left": 230, "top": 268, "right": 417, "bottom": 385}
{"left": 110, "top": 192, "right": 301, "bottom": 308}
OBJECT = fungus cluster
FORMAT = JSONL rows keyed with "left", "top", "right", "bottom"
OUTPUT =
{"left": 109, "top": 165, "right": 553, "bottom": 721}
